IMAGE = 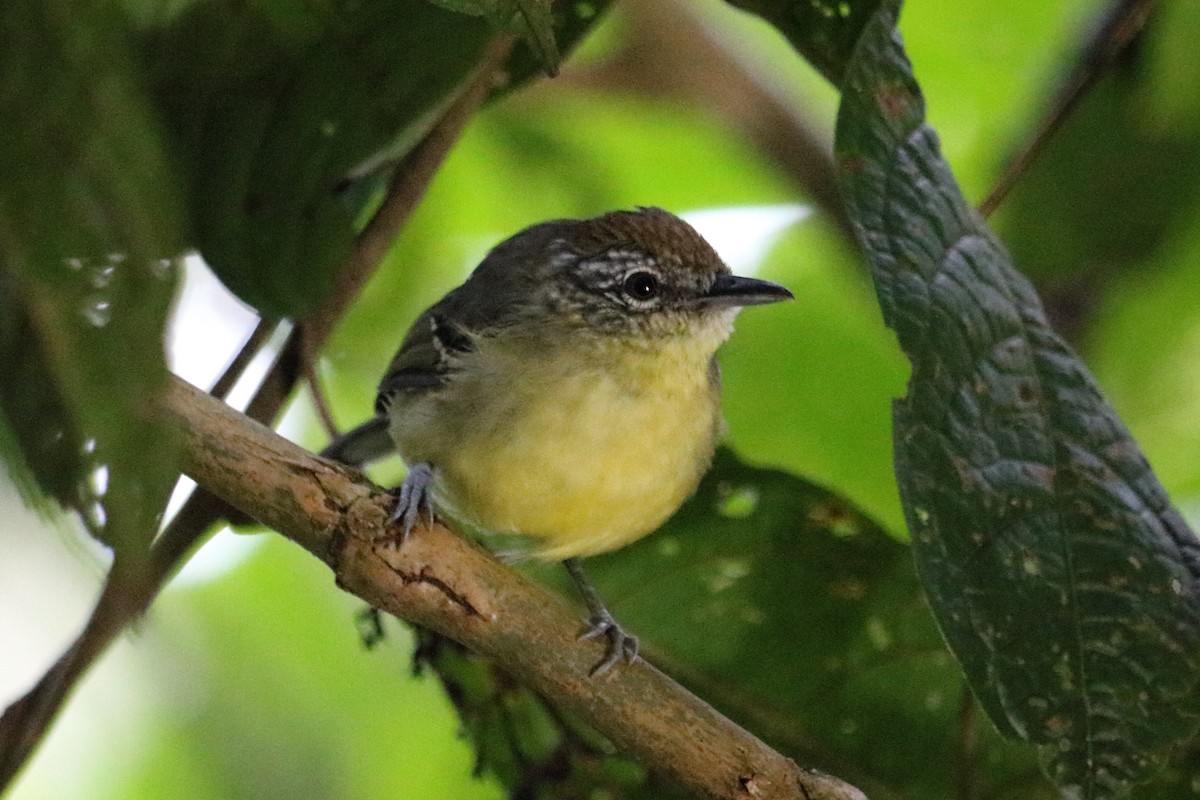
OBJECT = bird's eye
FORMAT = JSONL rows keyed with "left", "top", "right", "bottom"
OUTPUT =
{"left": 623, "top": 271, "right": 659, "bottom": 301}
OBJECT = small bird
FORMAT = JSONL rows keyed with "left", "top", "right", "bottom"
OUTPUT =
{"left": 322, "top": 207, "right": 792, "bottom": 674}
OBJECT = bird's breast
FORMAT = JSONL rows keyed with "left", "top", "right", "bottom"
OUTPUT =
{"left": 390, "top": 335, "right": 723, "bottom": 560}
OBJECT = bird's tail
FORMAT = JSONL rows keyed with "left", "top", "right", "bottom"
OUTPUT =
{"left": 320, "top": 416, "right": 393, "bottom": 467}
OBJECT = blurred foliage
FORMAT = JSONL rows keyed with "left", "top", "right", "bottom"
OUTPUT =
{"left": 6, "top": 0, "right": 1200, "bottom": 799}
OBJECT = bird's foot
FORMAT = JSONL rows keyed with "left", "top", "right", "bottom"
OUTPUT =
{"left": 580, "top": 608, "right": 639, "bottom": 677}
{"left": 388, "top": 462, "right": 436, "bottom": 543}
{"left": 563, "top": 557, "right": 639, "bottom": 676}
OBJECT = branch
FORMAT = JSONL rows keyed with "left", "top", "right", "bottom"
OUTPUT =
{"left": 977, "top": 0, "right": 1156, "bottom": 216}
{"left": 162, "top": 373, "right": 868, "bottom": 800}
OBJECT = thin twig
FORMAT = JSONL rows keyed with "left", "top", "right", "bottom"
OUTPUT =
{"left": 298, "top": 323, "right": 340, "bottom": 439}
{"left": 0, "top": 36, "right": 514, "bottom": 794}
{"left": 208, "top": 317, "right": 277, "bottom": 400}
{"left": 978, "top": 0, "right": 1157, "bottom": 217}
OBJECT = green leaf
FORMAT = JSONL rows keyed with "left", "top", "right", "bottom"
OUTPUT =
{"left": 724, "top": 0, "right": 883, "bottom": 86}
{"left": 0, "top": 0, "right": 183, "bottom": 556}
{"left": 137, "top": 0, "right": 607, "bottom": 319}
{"left": 834, "top": 2, "right": 1200, "bottom": 796}
{"left": 142, "top": 0, "right": 495, "bottom": 317}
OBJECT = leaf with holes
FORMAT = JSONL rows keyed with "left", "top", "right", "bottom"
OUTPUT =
{"left": 834, "top": 2, "right": 1200, "bottom": 796}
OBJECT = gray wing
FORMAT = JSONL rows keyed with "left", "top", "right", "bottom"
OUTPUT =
{"left": 374, "top": 297, "right": 477, "bottom": 413}
{"left": 374, "top": 219, "right": 578, "bottom": 415}
{"left": 374, "top": 275, "right": 521, "bottom": 414}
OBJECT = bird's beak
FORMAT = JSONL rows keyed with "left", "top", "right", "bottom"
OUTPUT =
{"left": 703, "top": 274, "right": 794, "bottom": 308}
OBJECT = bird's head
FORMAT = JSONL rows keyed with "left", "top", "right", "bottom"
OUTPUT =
{"left": 473, "top": 207, "right": 792, "bottom": 345}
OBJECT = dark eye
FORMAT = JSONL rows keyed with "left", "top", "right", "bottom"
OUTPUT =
{"left": 623, "top": 271, "right": 659, "bottom": 301}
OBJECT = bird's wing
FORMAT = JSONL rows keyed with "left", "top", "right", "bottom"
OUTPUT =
{"left": 374, "top": 220, "right": 573, "bottom": 414}
{"left": 374, "top": 288, "right": 485, "bottom": 414}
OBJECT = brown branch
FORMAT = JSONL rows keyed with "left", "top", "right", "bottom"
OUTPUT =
{"left": 978, "top": 0, "right": 1157, "bottom": 217}
{"left": 163, "top": 373, "right": 868, "bottom": 800}
{"left": 298, "top": 323, "right": 340, "bottom": 438}
{"left": 208, "top": 317, "right": 277, "bottom": 400}
{"left": 0, "top": 35, "right": 515, "bottom": 795}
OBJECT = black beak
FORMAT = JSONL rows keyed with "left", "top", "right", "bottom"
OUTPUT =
{"left": 703, "top": 273, "right": 794, "bottom": 308}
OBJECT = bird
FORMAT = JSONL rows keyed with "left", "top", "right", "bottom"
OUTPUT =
{"left": 321, "top": 207, "right": 792, "bottom": 675}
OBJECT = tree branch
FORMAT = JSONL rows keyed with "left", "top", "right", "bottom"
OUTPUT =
{"left": 162, "top": 372, "right": 868, "bottom": 800}
{"left": 977, "top": 0, "right": 1156, "bottom": 217}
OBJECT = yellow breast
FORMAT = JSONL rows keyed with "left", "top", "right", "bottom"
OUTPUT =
{"left": 390, "top": 331, "right": 725, "bottom": 560}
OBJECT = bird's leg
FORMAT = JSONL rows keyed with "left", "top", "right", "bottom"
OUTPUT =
{"left": 563, "top": 557, "right": 639, "bottom": 676}
{"left": 389, "top": 462, "right": 436, "bottom": 542}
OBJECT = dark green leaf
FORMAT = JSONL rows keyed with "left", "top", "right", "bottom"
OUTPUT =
{"left": 142, "top": 0, "right": 495, "bottom": 317}
{"left": 0, "top": 0, "right": 183, "bottom": 556}
{"left": 834, "top": 2, "right": 1200, "bottom": 796}
{"left": 724, "top": 0, "right": 883, "bottom": 86}
{"left": 138, "top": 0, "right": 607, "bottom": 319}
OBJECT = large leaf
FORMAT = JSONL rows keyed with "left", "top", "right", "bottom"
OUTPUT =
{"left": 138, "top": 0, "right": 609, "bottom": 319}
{"left": 834, "top": 2, "right": 1200, "bottom": 796}
{"left": 140, "top": 0, "right": 494, "bottom": 318}
{"left": 0, "top": 0, "right": 183, "bottom": 556}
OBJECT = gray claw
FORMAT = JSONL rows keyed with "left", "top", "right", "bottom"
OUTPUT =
{"left": 562, "top": 557, "right": 639, "bottom": 676}
{"left": 581, "top": 611, "right": 639, "bottom": 677}
{"left": 389, "top": 463, "right": 435, "bottom": 542}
